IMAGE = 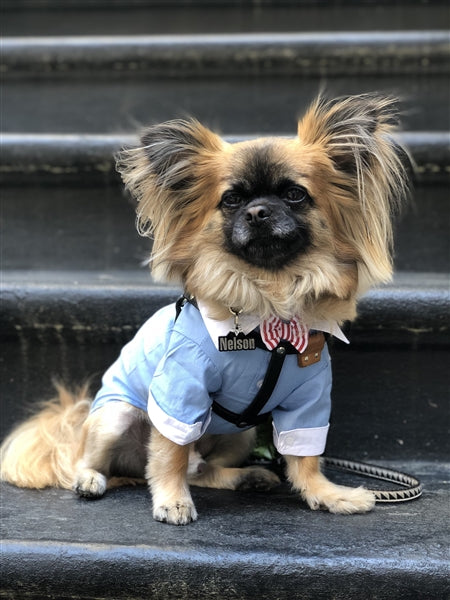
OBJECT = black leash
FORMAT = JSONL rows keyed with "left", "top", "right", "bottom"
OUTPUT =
{"left": 323, "top": 457, "right": 423, "bottom": 503}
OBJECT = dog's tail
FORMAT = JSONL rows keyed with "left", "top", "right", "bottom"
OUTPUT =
{"left": 0, "top": 383, "right": 91, "bottom": 489}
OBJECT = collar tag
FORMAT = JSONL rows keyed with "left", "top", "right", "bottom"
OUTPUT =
{"left": 229, "top": 306, "right": 243, "bottom": 336}
{"left": 218, "top": 331, "right": 257, "bottom": 352}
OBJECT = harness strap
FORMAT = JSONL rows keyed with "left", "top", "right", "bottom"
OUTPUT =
{"left": 175, "top": 295, "right": 294, "bottom": 428}
{"left": 175, "top": 294, "right": 198, "bottom": 319}
{"left": 212, "top": 343, "right": 289, "bottom": 428}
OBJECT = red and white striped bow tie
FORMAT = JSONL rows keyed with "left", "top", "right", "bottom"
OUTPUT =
{"left": 260, "top": 315, "right": 309, "bottom": 353}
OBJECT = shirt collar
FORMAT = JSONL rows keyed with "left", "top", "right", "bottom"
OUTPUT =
{"left": 197, "top": 299, "right": 349, "bottom": 349}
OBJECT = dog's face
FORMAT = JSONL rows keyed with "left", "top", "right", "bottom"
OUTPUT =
{"left": 117, "top": 94, "right": 408, "bottom": 322}
{"left": 218, "top": 142, "right": 314, "bottom": 270}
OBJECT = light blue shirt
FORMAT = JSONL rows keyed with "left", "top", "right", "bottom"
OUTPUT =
{"left": 91, "top": 302, "right": 332, "bottom": 456}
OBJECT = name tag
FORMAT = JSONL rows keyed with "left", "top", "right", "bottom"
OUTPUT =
{"left": 218, "top": 332, "right": 257, "bottom": 352}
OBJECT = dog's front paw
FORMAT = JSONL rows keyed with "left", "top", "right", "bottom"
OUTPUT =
{"left": 73, "top": 469, "right": 107, "bottom": 498}
{"left": 153, "top": 500, "right": 198, "bottom": 525}
{"left": 303, "top": 483, "right": 376, "bottom": 514}
{"left": 235, "top": 466, "right": 281, "bottom": 492}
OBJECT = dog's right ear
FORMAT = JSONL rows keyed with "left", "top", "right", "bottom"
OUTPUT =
{"left": 139, "top": 119, "right": 223, "bottom": 192}
{"left": 116, "top": 119, "right": 224, "bottom": 236}
{"left": 116, "top": 119, "right": 225, "bottom": 282}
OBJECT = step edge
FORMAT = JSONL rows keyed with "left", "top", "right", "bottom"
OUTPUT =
{"left": 4, "top": 0, "right": 450, "bottom": 9}
{"left": 1, "top": 269, "right": 447, "bottom": 291}
{"left": 1, "top": 132, "right": 448, "bottom": 186}
{"left": 1, "top": 536, "right": 447, "bottom": 575}
{"left": 2, "top": 31, "right": 449, "bottom": 78}
{"left": 1, "top": 271, "right": 448, "bottom": 345}
{"left": 3, "top": 30, "right": 449, "bottom": 46}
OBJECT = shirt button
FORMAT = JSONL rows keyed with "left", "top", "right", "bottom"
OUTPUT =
{"left": 256, "top": 379, "right": 264, "bottom": 388}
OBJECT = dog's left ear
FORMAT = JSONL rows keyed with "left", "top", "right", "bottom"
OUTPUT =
{"left": 298, "top": 94, "right": 403, "bottom": 173}
{"left": 298, "top": 94, "right": 410, "bottom": 290}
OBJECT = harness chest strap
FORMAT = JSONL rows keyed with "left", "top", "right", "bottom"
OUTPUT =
{"left": 212, "top": 332, "right": 325, "bottom": 428}
{"left": 174, "top": 295, "right": 326, "bottom": 428}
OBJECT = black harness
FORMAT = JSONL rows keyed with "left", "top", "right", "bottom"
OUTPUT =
{"left": 175, "top": 295, "right": 298, "bottom": 428}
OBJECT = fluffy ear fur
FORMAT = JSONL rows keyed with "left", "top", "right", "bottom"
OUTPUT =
{"left": 116, "top": 119, "right": 225, "bottom": 281}
{"left": 297, "top": 94, "right": 409, "bottom": 291}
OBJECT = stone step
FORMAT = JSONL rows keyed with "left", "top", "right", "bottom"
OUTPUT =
{"left": 4, "top": 0, "right": 449, "bottom": 35}
{"left": 1, "top": 462, "right": 449, "bottom": 599}
{"left": 2, "top": 32, "right": 449, "bottom": 133}
{"left": 2, "top": 270, "right": 448, "bottom": 346}
{"left": 1, "top": 270, "right": 448, "bottom": 461}
{"left": 2, "top": 131, "right": 448, "bottom": 186}
{"left": 1, "top": 132, "right": 449, "bottom": 272}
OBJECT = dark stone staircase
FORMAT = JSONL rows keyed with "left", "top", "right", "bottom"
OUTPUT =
{"left": 1, "top": 1, "right": 449, "bottom": 598}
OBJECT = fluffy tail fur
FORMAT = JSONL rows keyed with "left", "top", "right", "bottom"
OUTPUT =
{"left": 0, "top": 383, "right": 91, "bottom": 489}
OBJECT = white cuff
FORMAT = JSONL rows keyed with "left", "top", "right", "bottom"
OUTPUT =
{"left": 148, "top": 392, "right": 211, "bottom": 446}
{"left": 273, "top": 423, "right": 329, "bottom": 456}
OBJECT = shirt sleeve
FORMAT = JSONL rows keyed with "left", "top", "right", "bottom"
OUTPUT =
{"left": 91, "top": 313, "right": 165, "bottom": 414}
{"left": 148, "top": 331, "right": 222, "bottom": 445}
{"left": 271, "top": 352, "right": 332, "bottom": 456}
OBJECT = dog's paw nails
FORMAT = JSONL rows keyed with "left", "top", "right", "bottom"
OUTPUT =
{"left": 236, "top": 467, "right": 281, "bottom": 492}
{"left": 306, "top": 497, "right": 321, "bottom": 511}
{"left": 73, "top": 470, "right": 107, "bottom": 498}
{"left": 153, "top": 501, "right": 198, "bottom": 525}
{"left": 328, "top": 487, "right": 376, "bottom": 514}
{"left": 304, "top": 485, "right": 376, "bottom": 514}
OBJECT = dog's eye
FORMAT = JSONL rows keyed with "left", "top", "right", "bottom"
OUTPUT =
{"left": 221, "top": 191, "right": 244, "bottom": 209}
{"left": 285, "top": 186, "right": 308, "bottom": 204}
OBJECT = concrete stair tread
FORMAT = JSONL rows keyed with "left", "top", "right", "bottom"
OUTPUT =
{"left": 2, "top": 132, "right": 449, "bottom": 273}
{"left": 4, "top": 30, "right": 449, "bottom": 62}
{"left": 3, "top": 0, "right": 449, "bottom": 37}
{"left": 1, "top": 267, "right": 448, "bottom": 290}
{"left": 1, "top": 270, "right": 448, "bottom": 353}
{"left": 3, "top": 32, "right": 449, "bottom": 133}
{"left": 1, "top": 460, "right": 449, "bottom": 599}
{"left": 4, "top": 31, "right": 447, "bottom": 86}
{"left": 2, "top": 131, "right": 448, "bottom": 184}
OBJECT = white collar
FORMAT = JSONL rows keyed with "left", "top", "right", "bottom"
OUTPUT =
{"left": 197, "top": 300, "right": 350, "bottom": 350}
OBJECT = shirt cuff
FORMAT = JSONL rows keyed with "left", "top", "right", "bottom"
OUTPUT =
{"left": 273, "top": 423, "right": 329, "bottom": 456}
{"left": 148, "top": 392, "right": 211, "bottom": 446}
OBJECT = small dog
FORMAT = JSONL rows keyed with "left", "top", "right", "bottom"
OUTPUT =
{"left": 1, "top": 94, "right": 409, "bottom": 525}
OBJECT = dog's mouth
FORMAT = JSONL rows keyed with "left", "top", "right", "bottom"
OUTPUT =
{"left": 232, "top": 240, "right": 304, "bottom": 269}
{"left": 223, "top": 203, "right": 311, "bottom": 270}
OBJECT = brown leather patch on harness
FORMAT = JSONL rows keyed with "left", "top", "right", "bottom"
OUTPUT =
{"left": 297, "top": 332, "right": 326, "bottom": 368}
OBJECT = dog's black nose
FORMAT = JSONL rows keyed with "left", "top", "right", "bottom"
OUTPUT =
{"left": 245, "top": 204, "right": 271, "bottom": 223}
